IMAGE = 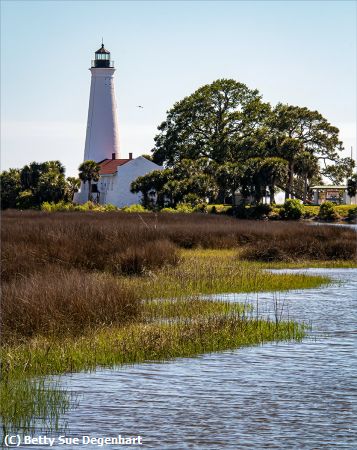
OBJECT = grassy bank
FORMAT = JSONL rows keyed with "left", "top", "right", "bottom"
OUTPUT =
{"left": 180, "top": 249, "right": 357, "bottom": 269}
{"left": 1, "top": 211, "right": 355, "bottom": 436}
{"left": 1, "top": 298, "right": 304, "bottom": 434}
{"left": 131, "top": 250, "right": 330, "bottom": 300}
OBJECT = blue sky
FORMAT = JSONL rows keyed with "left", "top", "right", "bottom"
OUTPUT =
{"left": 1, "top": 0, "right": 356, "bottom": 177}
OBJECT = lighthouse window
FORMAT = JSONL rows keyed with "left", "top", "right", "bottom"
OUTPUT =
{"left": 96, "top": 54, "right": 110, "bottom": 60}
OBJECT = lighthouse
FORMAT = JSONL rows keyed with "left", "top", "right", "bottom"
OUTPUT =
{"left": 74, "top": 43, "right": 163, "bottom": 206}
{"left": 83, "top": 43, "right": 120, "bottom": 162}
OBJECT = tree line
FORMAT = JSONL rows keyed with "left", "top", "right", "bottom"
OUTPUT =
{"left": 131, "top": 79, "right": 355, "bottom": 207}
{"left": 0, "top": 161, "right": 80, "bottom": 209}
{"left": 1, "top": 78, "right": 356, "bottom": 209}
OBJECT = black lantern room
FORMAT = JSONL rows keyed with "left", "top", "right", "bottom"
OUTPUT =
{"left": 91, "top": 43, "right": 114, "bottom": 68}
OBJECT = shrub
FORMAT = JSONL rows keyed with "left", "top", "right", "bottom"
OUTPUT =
{"left": 232, "top": 204, "right": 272, "bottom": 220}
{"left": 41, "top": 201, "right": 73, "bottom": 212}
{"left": 161, "top": 207, "right": 177, "bottom": 213}
{"left": 234, "top": 204, "right": 248, "bottom": 219}
{"left": 75, "top": 201, "right": 97, "bottom": 211}
{"left": 318, "top": 201, "right": 339, "bottom": 221}
{"left": 176, "top": 203, "right": 194, "bottom": 213}
{"left": 335, "top": 205, "right": 357, "bottom": 218}
{"left": 303, "top": 205, "right": 319, "bottom": 219}
{"left": 279, "top": 199, "right": 305, "bottom": 220}
{"left": 268, "top": 210, "right": 281, "bottom": 221}
{"left": 347, "top": 206, "right": 357, "bottom": 223}
{"left": 41, "top": 201, "right": 55, "bottom": 212}
{"left": 207, "top": 204, "right": 232, "bottom": 215}
{"left": 161, "top": 204, "right": 206, "bottom": 213}
{"left": 224, "top": 206, "right": 233, "bottom": 216}
{"left": 102, "top": 203, "right": 118, "bottom": 212}
{"left": 250, "top": 203, "right": 272, "bottom": 219}
{"left": 121, "top": 204, "right": 148, "bottom": 213}
{"left": 41, "top": 201, "right": 119, "bottom": 212}
{"left": 193, "top": 203, "right": 208, "bottom": 213}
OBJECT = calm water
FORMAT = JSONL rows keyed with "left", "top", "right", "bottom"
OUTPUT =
{"left": 17, "top": 269, "right": 357, "bottom": 449}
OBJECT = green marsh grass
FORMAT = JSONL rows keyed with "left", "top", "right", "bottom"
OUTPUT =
{"left": 0, "top": 378, "right": 70, "bottom": 436}
{"left": 1, "top": 295, "right": 306, "bottom": 436}
{"left": 140, "top": 297, "right": 249, "bottom": 321}
{"left": 1, "top": 312, "right": 305, "bottom": 380}
{"left": 133, "top": 250, "right": 330, "bottom": 300}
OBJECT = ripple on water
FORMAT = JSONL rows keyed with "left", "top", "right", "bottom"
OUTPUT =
{"left": 29, "top": 269, "right": 357, "bottom": 448}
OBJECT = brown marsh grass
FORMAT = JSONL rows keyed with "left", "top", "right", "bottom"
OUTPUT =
{"left": 239, "top": 225, "right": 356, "bottom": 261}
{"left": 1, "top": 267, "right": 139, "bottom": 343}
{"left": 2, "top": 211, "right": 355, "bottom": 278}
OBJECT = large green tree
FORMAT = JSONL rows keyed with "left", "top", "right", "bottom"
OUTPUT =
{"left": 131, "top": 169, "right": 172, "bottom": 208}
{"left": 152, "top": 79, "right": 270, "bottom": 166}
{"left": 131, "top": 158, "right": 219, "bottom": 208}
{"left": 268, "top": 104, "right": 354, "bottom": 199}
{"left": 294, "top": 152, "right": 320, "bottom": 202}
{"left": 0, "top": 169, "right": 21, "bottom": 209}
{"left": 240, "top": 158, "right": 268, "bottom": 204}
{"left": 1, "top": 161, "right": 66, "bottom": 209}
{"left": 37, "top": 171, "right": 66, "bottom": 204}
{"left": 260, "top": 157, "right": 288, "bottom": 204}
{"left": 216, "top": 162, "right": 243, "bottom": 205}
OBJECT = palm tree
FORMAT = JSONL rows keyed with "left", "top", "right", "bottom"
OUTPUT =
{"left": 66, "top": 177, "right": 81, "bottom": 201}
{"left": 260, "top": 157, "right": 288, "bottom": 204}
{"left": 347, "top": 174, "right": 357, "bottom": 204}
{"left": 295, "top": 152, "right": 320, "bottom": 203}
{"left": 78, "top": 160, "right": 100, "bottom": 201}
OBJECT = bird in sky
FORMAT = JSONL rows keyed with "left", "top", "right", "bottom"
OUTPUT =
{"left": 137, "top": 105, "right": 144, "bottom": 109}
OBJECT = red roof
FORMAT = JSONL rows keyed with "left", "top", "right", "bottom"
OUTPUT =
{"left": 99, "top": 159, "right": 130, "bottom": 175}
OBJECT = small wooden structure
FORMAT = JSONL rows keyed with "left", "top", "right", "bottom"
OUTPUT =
{"left": 310, "top": 185, "right": 356, "bottom": 205}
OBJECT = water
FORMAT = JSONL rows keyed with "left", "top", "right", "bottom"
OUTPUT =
{"left": 14, "top": 269, "right": 357, "bottom": 449}
{"left": 310, "top": 222, "right": 357, "bottom": 230}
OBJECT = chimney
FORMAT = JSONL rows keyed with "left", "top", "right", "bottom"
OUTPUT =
{"left": 112, "top": 153, "right": 115, "bottom": 160}
{"left": 129, "top": 152, "right": 133, "bottom": 160}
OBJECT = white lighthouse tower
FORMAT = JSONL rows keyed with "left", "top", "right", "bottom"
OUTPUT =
{"left": 83, "top": 43, "right": 120, "bottom": 162}
{"left": 74, "top": 43, "right": 163, "bottom": 206}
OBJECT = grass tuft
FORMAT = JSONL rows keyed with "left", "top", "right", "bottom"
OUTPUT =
{"left": 1, "top": 268, "right": 140, "bottom": 343}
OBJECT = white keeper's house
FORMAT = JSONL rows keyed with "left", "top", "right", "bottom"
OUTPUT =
{"left": 74, "top": 43, "right": 162, "bottom": 207}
